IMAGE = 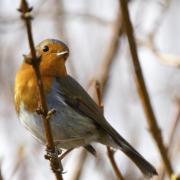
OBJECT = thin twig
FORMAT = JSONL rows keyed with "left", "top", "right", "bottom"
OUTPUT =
{"left": 95, "top": 9, "right": 123, "bottom": 98}
{"left": 167, "top": 101, "right": 180, "bottom": 150}
{"left": 95, "top": 81, "right": 124, "bottom": 180}
{"left": 160, "top": 101, "right": 180, "bottom": 179}
{"left": 71, "top": 149, "right": 87, "bottom": 180}
{"left": 137, "top": 1, "right": 180, "bottom": 67}
{"left": 9, "top": 145, "right": 25, "bottom": 179}
{"left": 107, "top": 147, "right": 124, "bottom": 180}
{"left": 18, "top": 1, "right": 63, "bottom": 179}
{"left": 149, "top": 0, "right": 171, "bottom": 39}
{"left": 0, "top": 11, "right": 112, "bottom": 27}
{"left": 58, "top": 149, "right": 74, "bottom": 161}
{"left": 119, "top": 0, "right": 173, "bottom": 177}
{"left": 138, "top": 37, "right": 180, "bottom": 68}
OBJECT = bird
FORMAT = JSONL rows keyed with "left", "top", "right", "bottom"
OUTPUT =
{"left": 14, "top": 39, "right": 157, "bottom": 178}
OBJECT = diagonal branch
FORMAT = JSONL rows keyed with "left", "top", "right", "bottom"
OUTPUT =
{"left": 18, "top": 0, "right": 63, "bottom": 180}
{"left": 160, "top": 100, "right": 180, "bottom": 179}
{"left": 119, "top": 0, "right": 173, "bottom": 177}
{"left": 107, "top": 147, "right": 124, "bottom": 180}
{"left": 96, "top": 10, "right": 123, "bottom": 98}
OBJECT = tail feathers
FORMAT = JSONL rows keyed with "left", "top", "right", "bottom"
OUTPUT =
{"left": 103, "top": 123, "right": 158, "bottom": 178}
{"left": 115, "top": 136, "right": 158, "bottom": 178}
{"left": 121, "top": 142, "right": 158, "bottom": 178}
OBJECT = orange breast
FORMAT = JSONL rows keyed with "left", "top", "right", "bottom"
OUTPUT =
{"left": 14, "top": 64, "right": 54, "bottom": 114}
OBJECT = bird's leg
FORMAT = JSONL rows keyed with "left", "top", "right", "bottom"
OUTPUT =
{"left": 58, "top": 148, "right": 74, "bottom": 160}
{"left": 84, "top": 145, "right": 96, "bottom": 156}
{"left": 45, "top": 146, "right": 64, "bottom": 174}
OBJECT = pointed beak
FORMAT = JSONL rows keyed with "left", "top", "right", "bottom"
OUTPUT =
{"left": 56, "top": 51, "right": 69, "bottom": 58}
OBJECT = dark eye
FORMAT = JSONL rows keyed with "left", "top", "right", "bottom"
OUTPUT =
{"left": 43, "top": 45, "right": 49, "bottom": 52}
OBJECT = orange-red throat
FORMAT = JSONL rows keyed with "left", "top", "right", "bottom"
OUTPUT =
{"left": 14, "top": 39, "right": 69, "bottom": 113}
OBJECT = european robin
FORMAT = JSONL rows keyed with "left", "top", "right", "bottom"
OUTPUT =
{"left": 14, "top": 39, "right": 157, "bottom": 178}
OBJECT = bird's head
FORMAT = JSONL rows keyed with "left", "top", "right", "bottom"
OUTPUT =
{"left": 25, "top": 39, "right": 69, "bottom": 77}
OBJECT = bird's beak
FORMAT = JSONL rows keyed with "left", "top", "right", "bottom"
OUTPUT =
{"left": 56, "top": 51, "right": 69, "bottom": 58}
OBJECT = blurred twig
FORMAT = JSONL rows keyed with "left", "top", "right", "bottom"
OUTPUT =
{"left": 9, "top": 145, "right": 25, "bottom": 179}
{"left": 96, "top": 81, "right": 124, "bottom": 180}
{"left": 96, "top": 10, "right": 123, "bottom": 97}
{"left": 160, "top": 100, "right": 180, "bottom": 179}
{"left": 167, "top": 100, "right": 180, "bottom": 151}
{"left": 139, "top": 37, "right": 180, "bottom": 68}
{"left": 0, "top": 12, "right": 112, "bottom": 34}
{"left": 137, "top": 0, "right": 180, "bottom": 67}
{"left": 0, "top": 12, "right": 112, "bottom": 26}
{"left": 18, "top": 1, "right": 63, "bottom": 180}
{"left": 107, "top": 147, "right": 124, "bottom": 180}
{"left": 71, "top": 149, "right": 87, "bottom": 180}
{"left": 149, "top": 0, "right": 171, "bottom": 38}
{"left": 119, "top": 0, "right": 173, "bottom": 177}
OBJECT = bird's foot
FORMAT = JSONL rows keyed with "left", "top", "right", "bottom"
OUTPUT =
{"left": 45, "top": 147, "right": 64, "bottom": 174}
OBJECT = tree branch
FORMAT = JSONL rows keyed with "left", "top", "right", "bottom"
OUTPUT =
{"left": 160, "top": 100, "right": 180, "bottom": 179}
{"left": 107, "top": 147, "right": 124, "bottom": 180}
{"left": 18, "top": 1, "right": 63, "bottom": 179}
{"left": 119, "top": 0, "right": 173, "bottom": 177}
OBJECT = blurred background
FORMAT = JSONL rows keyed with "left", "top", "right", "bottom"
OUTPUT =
{"left": 0, "top": 0, "right": 180, "bottom": 179}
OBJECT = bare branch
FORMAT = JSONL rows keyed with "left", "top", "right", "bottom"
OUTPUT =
{"left": 119, "top": 0, "right": 173, "bottom": 176}
{"left": 18, "top": 0, "right": 63, "bottom": 179}
{"left": 107, "top": 147, "right": 124, "bottom": 180}
{"left": 138, "top": 37, "right": 180, "bottom": 67}
{"left": 160, "top": 100, "right": 180, "bottom": 179}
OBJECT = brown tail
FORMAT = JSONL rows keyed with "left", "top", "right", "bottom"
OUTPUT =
{"left": 111, "top": 131, "right": 158, "bottom": 178}
{"left": 120, "top": 141, "right": 158, "bottom": 178}
{"left": 101, "top": 123, "right": 158, "bottom": 178}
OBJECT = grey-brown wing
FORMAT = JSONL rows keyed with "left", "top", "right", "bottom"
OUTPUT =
{"left": 56, "top": 75, "right": 131, "bottom": 146}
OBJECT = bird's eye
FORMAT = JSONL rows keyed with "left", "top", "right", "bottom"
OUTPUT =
{"left": 43, "top": 45, "right": 49, "bottom": 52}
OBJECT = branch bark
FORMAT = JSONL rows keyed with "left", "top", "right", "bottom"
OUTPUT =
{"left": 160, "top": 101, "right": 180, "bottom": 179}
{"left": 107, "top": 147, "right": 124, "bottom": 180}
{"left": 119, "top": 0, "right": 173, "bottom": 177}
{"left": 18, "top": 1, "right": 63, "bottom": 179}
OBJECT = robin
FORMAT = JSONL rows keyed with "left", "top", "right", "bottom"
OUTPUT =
{"left": 14, "top": 39, "right": 157, "bottom": 178}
